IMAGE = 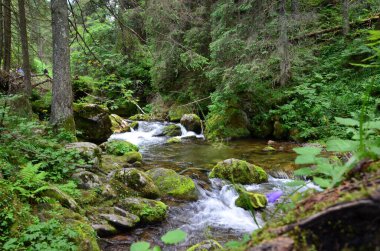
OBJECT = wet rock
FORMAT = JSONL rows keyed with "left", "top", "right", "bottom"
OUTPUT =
{"left": 103, "top": 140, "right": 139, "bottom": 156}
{"left": 112, "top": 168, "right": 159, "bottom": 199}
{"left": 74, "top": 103, "right": 113, "bottom": 143}
{"left": 166, "top": 137, "right": 181, "bottom": 144}
{"left": 118, "top": 197, "right": 168, "bottom": 223}
{"left": 180, "top": 114, "right": 202, "bottom": 134}
{"left": 163, "top": 124, "right": 182, "bottom": 137}
{"left": 187, "top": 240, "right": 222, "bottom": 251}
{"left": 235, "top": 192, "right": 268, "bottom": 210}
{"left": 92, "top": 223, "right": 118, "bottom": 237}
{"left": 72, "top": 171, "right": 102, "bottom": 189}
{"left": 247, "top": 237, "right": 294, "bottom": 251}
{"left": 168, "top": 106, "right": 188, "bottom": 122}
{"left": 146, "top": 168, "right": 198, "bottom": 201}
{"left": 109, "top": 114, "right": 130, "bottom": 133}
{"left": 101, "top": 154, "right": 132, "bottom": 173}
{"left": 65, "top": 142, "right": 101, "bottom": 168}
{"left": 209, "top": 158, "right": 268, "bottom": 185}
{"left": 130, "top": 121, "right": 139, "bottom": 130}
{"left": 100, "top": 212, "right": 140, "bottom": 229}
{"left": 40, "top": 185, "right": 80, "bottom": 212}
{"left": 263, "top": 146, "right": 276, "bottom": 152}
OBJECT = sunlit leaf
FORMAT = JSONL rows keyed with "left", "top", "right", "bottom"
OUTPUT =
{"left": 130, "top": 241, "right": 150, "bottom": 251}
{"left": 364, "top": 121, "right": 380, "bottom": 130}
{"left": 293, "top": 147, "right": 322, "bottom": 156}
{"left": 294, "top": 167, "right": 314, "bottom": 176}
{"left": 326, "top": 139, "right": 359, "bottom": 152}
{"left": 313, "top": 177, "right": 331, "bottom": 188}
{"left": 161, "top": 229, "right": 187, "bottom": 245}
{"left": 335, "top": 117, "right": 359, "bottom": 127}
{"left": 285, "top": 180, "right": 306, "bottom": 187}
{"left": 295, "top": 155, "right": 317, "bottom": 165}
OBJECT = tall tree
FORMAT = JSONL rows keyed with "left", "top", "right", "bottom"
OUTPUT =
{"left": 50, "top": 0, "right": 75, "bottom": 131}
{"left": 342, "top": 0, "right": 350, "bottom": 35}
{"left": 278, "top": 0, "right": 291, "bottom": 86}
{"left": 0, "top": 0, "right": 3, "bottom": 67}
{"left": 3, "top": 0, "right": 11, "bottom": 72}
{"left": 18, "top": 0, "right": 32, "bottom": 96}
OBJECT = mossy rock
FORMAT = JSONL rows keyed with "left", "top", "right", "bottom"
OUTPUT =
{"left": 187, "top": 240, "right": 222, "bottom": 251}
{"left": 262, "top": 146, "right": 276, "bottom": 152}
{"left": 118, "top": 198, "right": 168, "bottom": 223}
{"left": 40, "top": 185, "right": 81, "bottom": 212}
{"left": 146, "top": 168, "right": 198, "bottom": 201}
{"left": 166, "top": 137, "right": 182, "bottom": 144}
{"left": 273, "top": 120, "right": 288, "bottom": 140}
{"left": 109, "top": 114, "right": 130, "bottom": 133}
{"left": 163, "top": 124, "right": 182, "bottom": 137}
{"left": 101, "top": 154, "right": 131, "bottom": 173}
{"left": 104, "top": 140, "right": 139, "bottom": 156}
{"left": 73, "top": 103, "right": 112, "bottom": 143}
{"left": 180, "top": 114, "right": 202, "bottom": 134}
{"left": 209, "top": 159, "right": 268, "bottom": 184}
{"left": 129, "top": 113, "right": 152, "bottom": 121}
{"left": 235, "top": 192, "right": 268, "bottom": 210}
{"left": 113, "top": 168, "right": 159, "bottom": 199}
{"left": 72, "top": 171, "right": 102, "bottom": 190}
{"left": 65, "top": 142, "right": 101, "bottom": 168}
{"left": 130, "top": 121, "right": 139, "bottom": 130}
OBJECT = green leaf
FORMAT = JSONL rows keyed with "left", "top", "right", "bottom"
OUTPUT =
{"left": 335, "top": 117, "right": 359, "bottom": 127}
{"left": 364, "top": 121, "right": 380, "bottom": 130}
{"left": 294, "top": 167, "right": 313, "bottom": 176}
{"left": 315, "top": 163, "right": 334, "bottom": 177}
{"left": 152, "top": 246, "right": 162, "bottom": 251}
{"left": 295, "top": 155, "right": 317, "bottom": 165}
{"left": 293, "top": 147, "right": 322, "bottom": 156}
{"left": 313, "top": 177, "right": 331, "bottom": 188}
{"left": 130, "top": 242, "right": 151, "bottom": 251}
{"left": 225, "top": 241, "right": 244, "bottom": 248}
{"left": 285, "top": 180, "right": 306, "bottom": 187}
{"left": 326, "top": 139, "right": 359, "bottom": 152}
{"left": 161, "top": 229, "right": 187, "bottom": 245}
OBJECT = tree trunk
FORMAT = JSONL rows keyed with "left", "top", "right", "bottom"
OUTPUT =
{"left": 342, "top": 0, "right": 350, "bottom": 35}
{"left": 3, "top": 0, "right": 11, "bottom": 72}
{"left": 278, "top": 0, "right": 290, "bottom": 86}
{"left": 291, "top": 0, "right": 299, "bottom": 16}
{"left": 18, "top": 0, "right": 32, "bottom": 96}
{"left": 0, "top": 0, "right": 4, "bottom": 67}
{"left": 50, "top": 0, "right": 75, "bottom": 132}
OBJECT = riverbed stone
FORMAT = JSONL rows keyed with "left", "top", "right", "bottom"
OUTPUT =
{"left": 146, "top": 168, "right": 198, "bottom": 201}
{"left": 100, "top": 212, "right": 140, "bottom": 229}
{"left": 72, "top": 171, "right": 102, "bottom": 189}
{"left": 101, "top": 154, "right": 132, "bottom": 173}
{"left": 167, "top": 137, "right": 182, "bottom": 144}
{"left": 109, "top": 114, "right": 130, "bottom": 133}
{"left": 187, "top": 240, "right": 222, "bottom": 251}
{"left": 113, "top": 168, "right": 159, "bottom": 199}
{"left": 163, "top": 124, "right": 182, "bottom": 136}
{"left": 103, "top": 140, "right": 139, "bottom": 156}
{"left": 118, "top": 197, "right": 168, "bottom": 223}
{"left": 92, "top": 222, "right": 118, "bottom": 237}
{"left": 235, "top": 192, "right": 268, "bottom": 210}
{"left": 65, "top": 142, "right": 101, "bottom": 168}
{"left": 180, "top": 114, "right": 202, "bottom": 134}
{"left": 73, "top": 103, "right": 113, "bottom": 143}
{"left": 209, "top": 159, "right": 268, "bottom": 185}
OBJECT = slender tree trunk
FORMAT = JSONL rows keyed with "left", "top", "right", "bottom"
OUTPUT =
{"left": 291, "top": 0, "right": 299, "bottom": 16}
{"left": 0, "top": 0, "right": 4, "bottom": 68}
{"left": 342, "top": 0, "right": 350, "bottom": 35}
{"left": 3, "top": 0, "right": 11, "bottom": 72}
{"left": 50, "top": 0, "right": 75, "bottom": 132}
{"left": 18, "top": 0, "right": 32, "bottom": 96}
{"left": 279, "top": 0, "right": 290, "bottom": 86}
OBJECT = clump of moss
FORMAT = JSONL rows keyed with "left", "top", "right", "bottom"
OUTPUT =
{"left": 209, "top": 158, "right": 268, "bottom": 184}
{"left": 163, "top": 124, "right": 182, "bottom": 136}
{"left": 235, "top": 192, "right": 268, "bottom": 210}
{"left": 104, "top": 140, "right": 139, "bottom": 156}
{"left": 129, "top": 114, "right": 152, "bottom": 121}
{"left": 166, "top": 137, "right": 182, "bottom": 144}
{"left": 118, "top": 198, "right": 168, "bottom": 223}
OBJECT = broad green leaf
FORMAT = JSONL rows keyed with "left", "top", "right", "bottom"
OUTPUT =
{"left": 364, "top": 121, "right": 380, "bottom": 130}
{"left": 335, "top": 117, "right": 359, "bottom": 127}
{"left": 285, "top": 180, "right": 306, "bottom": 187}
{"left": 152, "top": 246, "right": 162, "bottom": 251}
{"left": 295, "top": 155, "right": 317, "bottom": 165}
{"left": 130, "top": 241, "right": 150, "bottom": 251}
{"left": 293, "top": 147, "right": 322, "bottom": 156}
{"left": 326, "top": 139, "right": 359, "bottom": 152}
{"left": 161, "top": 229, "right": 187, "bottom": 245}
{"left": 313, "top": 177, "right": 331, "bottom": 188}
{"left": 225, "top": 241, "right": 244, "bottom": 248}
{"left": 315, "top": 163, "right": 334, "bottom": 177}
{"left": 294, "top": 167, "right": 314, "bottom": 176}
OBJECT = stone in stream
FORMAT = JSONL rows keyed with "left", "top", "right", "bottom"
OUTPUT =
{"left": 235, "top": 192, "right": 268, "bottom": 210}
{"left": 65, "top": 142, "right": 101, "bottom": 168}
{"left": 162, "top": 124, "right": 182, "bottom": 137}
{"left": 111, "top": 168, "right": 160, "bottom": 199}
{"left": 117, "top": 197, "right": 168, "bottom": 223}
{"left": 99, "top": 212, "right": 140, "bottom": 229}
{"left": 166, "top": 137, "right": 182, "bottom": 144}
{"left": 109, "top": 114, "right": 130, "bottom": 133}
{"left": 180, "top": 114, "right": 202, "bottom": 134}
{"left": 146, "top": 168, "right": 198, "bottom": 201}
{"left": 73, "top": 103, "right": 113, "bottom": 143}
{"left": 187, "top": 240, "right": 222, "bottom": 251}
{"left": 209, "top": 158, "right": 268, "bottom": 185}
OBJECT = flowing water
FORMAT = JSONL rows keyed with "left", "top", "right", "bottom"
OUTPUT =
{"left": 102, "top": 121, "right": 318, "bottom": 250}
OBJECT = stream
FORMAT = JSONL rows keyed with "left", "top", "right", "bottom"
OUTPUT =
{"left": 101, "top": 121, "right": 318, "bottom": 250}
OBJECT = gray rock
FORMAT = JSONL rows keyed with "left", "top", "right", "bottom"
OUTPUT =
{"left": 65, "top": 142, "right": 101, "bottom": 168}
{"left": 72, "top": 171, "right": 102, "bottom": 189}
{"left": 100, "top": 213, "right": 139, "bottom": 229}
{"left": 180, "top": 114, "right": 202, "bottom": 134}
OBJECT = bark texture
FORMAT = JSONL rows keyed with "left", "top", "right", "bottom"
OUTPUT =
{"left": 0, "top": 0, "right": 3, "bottom": 67}
{"left": 50, "top": 0, "right": 75, "bottom": 132}
{"left": 342, "top": 0, "right": 350, "bottom": 35}
{"left": 18, "top": 0, "right": 32, "bottom": 96}
{"left": 278, "top": 0, "right": 290, "bottom": 86}
{"left": 3, "top": 0, "right": 11, "bottom": 72}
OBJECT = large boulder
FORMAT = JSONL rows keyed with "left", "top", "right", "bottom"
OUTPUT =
{"left": 117, "top": 198, "right": 168, "bottom": 223}
{"left": 162, "top": 124, "right": 182, "bottom": 137}
{"left": 65, "top": 142, "right": 101, "bottom": 168}
{"left": 74, "top": 103, "right": 112, "bottom": 143}
{"left": 180, "top": 114, "right": 202, "bottom": 134}
{"left": 101, "top": 153, "right": 142, "bottom": 173}
{"left": 112, "top": 168, "right": 159, "bottom": 199}
{"left": 72, "top": 171, "right": 102, "bottom": 190}
{"left": 109, "top": 114, "right": 130, "bottom": 133}
{"left": 235, "top": 192, "right": 268, "bottom": 210}
{"left": 209, "top": 159, "right": 268, "bottom": 185}
{"left": 146, "top": 168, "right": 198, "bottom": 201}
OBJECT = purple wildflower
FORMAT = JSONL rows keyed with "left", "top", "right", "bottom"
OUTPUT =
{"left": 266, "top": 190, "right": 283, "bottom": 203}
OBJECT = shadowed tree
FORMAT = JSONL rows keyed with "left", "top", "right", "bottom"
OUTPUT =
{"left": 0, "top": 0, "right": 3, "bottom": 67}
{"left": 342, "top": 0, "right": 350, "bottom": 35}
{"left": 279, "top": 0, "right": 290, "bottom": 86}
{"left": 3, "top": 0, "right": 11, "bottom": 72}
{"left": 50, "top": 0, "right": 75, "bottom": 132}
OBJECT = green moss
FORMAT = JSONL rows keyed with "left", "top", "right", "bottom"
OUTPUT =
{"left": 105, "top": 140, "right": 139, "bottom": 156}
{"left": 209, "top": 159, "right": 268, "bottom": 184}
{"left": 168, "top": 106, "right": 189, "bottom": 122}
{"left": 186, "top": 240, "right": 223, "bottom": 251}
{"left": 263, "top": 146, "right": 276, "bottom": 152}
{"left": 129, "top": 113, "right": 152, "bottom": 121}
{"left": 163, "top": 124, "right": 182, "bottom": 136}
{"left": 130, "top": 121, "right": 139, "bottom": 130}
{"left": 109, "top": 114, "right": 130, "bottom": 133}
{"left": 146, "top": 168, "right": 198, "bottom": 201}
{"left": 118, "top": 198, "right": 168, "bottom": 223}
{"left": 166, "top": 137, "right": 182, "bottom": 144}
{"left": 235, "top": 192, "right": 268, "bottom": 210}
